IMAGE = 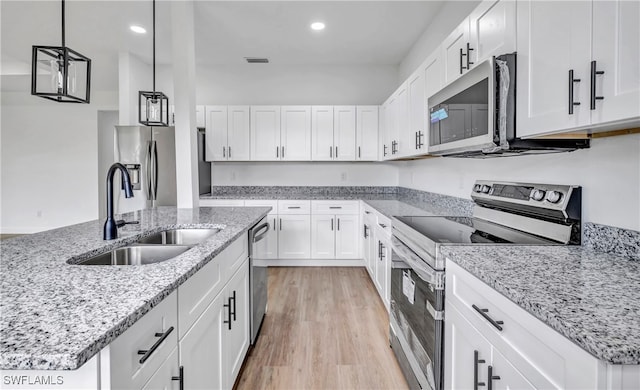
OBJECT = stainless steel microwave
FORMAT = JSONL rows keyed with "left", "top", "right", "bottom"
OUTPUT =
{"left": 427, "top": 53, "right": 589, "bottom": 157}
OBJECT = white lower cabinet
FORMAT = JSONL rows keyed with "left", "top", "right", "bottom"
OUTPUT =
{"left": 373, "top": 228, "right": 391, "bottom": 311}
{"left": 443, "top": 260, "right": 640, "bottom": 390}
{"left": 335, "top": 214, "right": 359, "bottom": 259}
{"left": 363, "top": 221, "right": 373, "bottom": 278}
{"left": 141, "top": 347, "right": 180, "bottom": 390}
{"left": 224, "top": 260, "right": 251, "bottom": 386}
{"left": 311, "top": 214, "right": 359, "bottom": 259}
{"left": 278, "top": 215, "right": 311, "bottom": 259}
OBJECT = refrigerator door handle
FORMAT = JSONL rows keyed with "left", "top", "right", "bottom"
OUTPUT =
{"left": 146, "top": 141, "right": 153, "bottom": 201}
{"left": 152, "top": 140, "right": 159, "bottom": 201}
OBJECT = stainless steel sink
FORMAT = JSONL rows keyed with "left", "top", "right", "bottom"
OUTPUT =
{"left": 136, "top": 228, "right": 221, "bottom": 246}
{"left": 77, "top": 245, "right": 191, "bottom": 265}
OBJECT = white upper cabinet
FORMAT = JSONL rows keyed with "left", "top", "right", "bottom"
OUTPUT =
{"left": 250, "top": 106, "right": 281, "bottom": 161}
{"left": 468, "top": 0, "right": 516, "bottom": 65}
{"left": 280, "top": 106, "right": 311, "bottom": 161}
{"left": 356, "top": 106, "right": 379, "bottom": 161}
{"left": 516, "top": 1, "right": 592, "bottom": 138}
{"left": 443, "top": 17, "right": 471, "bottom": 84}
{"left": 406, "top": 68, "right": 426, "bottom": 156}
{"left": 227, "top": 106, "right": 251, "bottom": 161}
{"left": 591, "top": 0, "right": 640, "bottom": 126}
{"left": 394, "top": 85, "right": 409, "bottom": 157}
{"left": 517, "top": 0, "right": 639, "bottom": 137}
{"left": 196, "top": 105, "right": 206, "bottom": 128}
{"left": 333, "top": 106, "right": 357, "bottom": 160}
{"left": 311, "top": 106, "right": 334, "bottom": 161}
{"left": 205, "top": 106, "right": 228, "bottom": 162}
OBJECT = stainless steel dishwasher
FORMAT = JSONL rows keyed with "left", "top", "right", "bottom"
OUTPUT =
{"left": 249, "top": 217, "right": 270, "bottom": 345}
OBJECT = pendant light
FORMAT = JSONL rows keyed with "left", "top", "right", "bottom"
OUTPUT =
{"left": 31, "top": 0, "right": 91, "bottom": 103}
{"left": 138, "top": 0, "right": 169, "bottom": 127}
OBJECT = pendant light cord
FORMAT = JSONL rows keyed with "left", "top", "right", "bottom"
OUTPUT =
{"left": 61, "top": 0, "right": 65, "bottom": 47}
{"left": 152, "top": 0, "right": 156, "bottom": 93}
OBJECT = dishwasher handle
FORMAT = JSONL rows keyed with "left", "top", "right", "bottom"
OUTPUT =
{"left": 252, "top": 222, "right": 270, "bottom": 243}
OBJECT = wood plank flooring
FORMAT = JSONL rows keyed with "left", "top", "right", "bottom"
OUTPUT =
{"left": 236, "top": 267, "right": 408, "bottom": 390}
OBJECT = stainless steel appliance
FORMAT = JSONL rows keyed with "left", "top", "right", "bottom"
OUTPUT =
{"left": 197, "top": 128, "right": 212, "bottom": 196}
{"left": 427, "top": 53, "right": 590, "bottom": 157}
{"left": 389, "top": 180, "right": 582, "bottom": 390}
{"left": 113, "top": 126, "right": 177, "bottom": 213}
{"left": 249, "top": 217, "right": 270, "bottom": 345}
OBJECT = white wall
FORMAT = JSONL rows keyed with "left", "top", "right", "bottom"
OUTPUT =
{"left": 399, "top": 134, "right": 640, "bottom": 231}
{"left": 398, "top": 0, "right": 480, "bottom": 81}
{"left": 211, "top": 162, "right": 398, "bottom": 187}
{"left": 119, "top": 52, "right": 152, "bottom": 126}
{"left": 195, "top": 64, "right": 398, "bottom": 105}
{"left": 1, "top": 91, "right": 118, "bottom": 233}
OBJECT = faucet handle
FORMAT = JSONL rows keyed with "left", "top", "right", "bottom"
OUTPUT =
{"left": 116, "top": 220, "right": 140, "bottom": 228}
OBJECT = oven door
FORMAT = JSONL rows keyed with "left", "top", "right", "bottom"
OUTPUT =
{"left": 390, "top": 236, "right": 445, "bottom": 390}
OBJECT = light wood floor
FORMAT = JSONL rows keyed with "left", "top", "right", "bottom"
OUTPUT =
{"left": 236, "top": 267, "right": 409, "bottom": 390}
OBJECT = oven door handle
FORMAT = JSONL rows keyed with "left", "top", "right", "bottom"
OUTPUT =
{"left": 391, "top": 236, "right": 444, "bottom": 289}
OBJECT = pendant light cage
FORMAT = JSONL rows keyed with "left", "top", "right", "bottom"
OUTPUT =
{"left": 139, "top": 0, "right": 169, "bottom": 127}
{"left": 31, "top": 0, "right": 91, "bottom": 103}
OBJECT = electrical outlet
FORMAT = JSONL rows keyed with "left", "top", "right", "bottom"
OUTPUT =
{"left": 230, "top": 171, "right": 236, "bottom": 181}
{"left": 341, "top": 172, "right": 347, "bottom": 182}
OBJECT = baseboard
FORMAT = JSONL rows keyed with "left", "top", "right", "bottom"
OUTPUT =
{"left": 253, "top": 258, "right": 365, "bottom": 267}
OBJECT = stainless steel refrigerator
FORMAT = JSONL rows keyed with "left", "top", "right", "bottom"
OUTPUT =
{"left": 113, "top": 126, "right": 177, "bottom": 213}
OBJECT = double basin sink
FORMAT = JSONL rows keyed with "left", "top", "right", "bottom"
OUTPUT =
{"left": 76, "top": 228, "right": 221, "bottom": 266}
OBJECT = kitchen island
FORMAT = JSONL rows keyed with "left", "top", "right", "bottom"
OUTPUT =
{"left": 0, "top": 206, "right": 270, "bottom": 372}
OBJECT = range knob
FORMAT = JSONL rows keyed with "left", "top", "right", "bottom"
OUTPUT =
{"left": 530, "top": 189, "right": 546, "bottom": 201}
{"left": 481, "top": 185, "right": 491, "bottom": 194}
{"left": 546, "top": 190, "right": 563, "bottom": 204}
{"left": 473, "top": 184, "right": 483, "bottom": 193}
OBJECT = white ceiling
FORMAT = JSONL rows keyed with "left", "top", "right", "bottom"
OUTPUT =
{"left": 1, "top": 1, "right": 445, "bottom": 91}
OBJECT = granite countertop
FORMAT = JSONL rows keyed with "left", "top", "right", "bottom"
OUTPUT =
{"left": 441, "top": 245, "right": 640, "bottom": 364}
{"left": 201, "top": 192, "right": 401, "bottom": 201}
{"left": 0, "top": 206, "right": 271, "bottom": 371}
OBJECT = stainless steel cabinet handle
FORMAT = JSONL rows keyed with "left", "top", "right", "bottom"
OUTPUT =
{"left": 331, "top": 218, "right": 334, "bottom": 231}
{"left": 223, "top": 146, "right": 226, "bottom": 158}
{"left": 273, "top": 218, "right": 276, "bottom": 230}
{"left": 279, "top": 218, "right": 282, "bottom": 231}
{"left": 379, "top": 223, "right": 387, "bottom": 228}
{"left": 358, "top": 146, "right": 361, "bottom": 158}
{"left": 223, "top": 297, "right": 232, "bottom": 330}
{"left": 276, "top": 146, "right": 279, "bottom": 158}
{"left": 335, "top": 146, "right": 338, "bottom": 157}
{"left": 138, "top": 326, "right": 174, "bottom": 364}
{"left": 337, "top": 218, "right": 340, "bottom": 231}
{"left": 460, "top": 47, "right": 466, "bottom": 73}
{"left": 330, "top": 146, "right": 333, "bottom": 158}
{"left": 282, "top": 146, "right": 285, "bottom": 158}
{"left": 228, "top": 146, "right": 231, "bottom": 158}
{"left": 472, "top": 304, "right": 504, "bottom": 331}
{"left": 288, "top": 206, "right": 301, "bottom": 209}
{"left": 329, "top": 206, "right": 342, "bottom": 209}
{"left": 466, "top": 42, "right": 474, "bottom": 69}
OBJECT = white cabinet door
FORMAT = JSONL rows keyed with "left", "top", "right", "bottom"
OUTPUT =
{"left": 374, "top": 239, "right": 389, "bottom": 304}
{"left": 469, "top": 0, "right": 516, "bottom": 66}
{"left": 443, "top": 17, "right": 471, "bottom": 84}
{"left": 379, "top": 102, "right": 391, "bottom": 160}
{"left": 206, "top": 106, "right": 228, "bottom": 162}
{"left": 394, "top": 84, "right": 409, "bottom": 157}
{"left": 591, "top": 0, "right": 640, "bottom": 125}
{"left": 384, "top": 95, "right": 398, "bottom": 159}
{"left": 491, "top": 348, "right": 537, "bottom": 390}
{"left": 356, "top": 106, "right": 379, "bottom": 161}
{"left": 363, "top": 223, "right": 372, "bottom": 277}
{"left": 227, "top": 106, "right": 251, "bottom": 161}
{"left": 407, "top": 69, "right": 425, "bottom": 156}
{"left": 278, "top": 215, "right": 311, "bottom": 259}
{"left": 179, "top": 292, "right": 225, "bottom": 390}
{"left": 333, "top": 106, "right": 357, "bottom": 161}
{"left": 281, "top": 106, "right": 311, "bottom": 161}
{"left": 424, "top": 50, "right": 444, "bottom": 103}
{"left": 196, "top": 105, "right": 206, "bottom": 128}
{"left": 311, "top": 214, "right": 335, "bottom": 259}
{"left": 250, "top": 106, "right": 280, "bottom": 161}
{"left": 335, "top": 214, "right": 359, "bottom": 259}
{"left": 224, "top": 261, "right": 250, "bottom": 389}
{"left": 311, "top": 106, "right": 334, "bottom": 161}
{"left": 141, "top": 348, "right": 180, "bottom": 390}
{"left": 444, "top": 304, "right": 493, "bottom": 390}
{"left": 516, "top": 1, "right": 592, "bottom": 137}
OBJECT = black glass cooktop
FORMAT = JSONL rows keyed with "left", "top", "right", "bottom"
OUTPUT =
{"left": 394, "top": 216, "right": 557, "bottom": 245}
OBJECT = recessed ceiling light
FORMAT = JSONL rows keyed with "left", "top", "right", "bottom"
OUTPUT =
{"left": 310, "top": 22, "right": 325, "bottom": 31}
{"left": 130, "top": 25, "right": 146, "bottom": 34}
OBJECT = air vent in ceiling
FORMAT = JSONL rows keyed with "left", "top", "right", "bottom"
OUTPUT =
{"left": 244, "top": 57, "right": 269, "bottom": 64}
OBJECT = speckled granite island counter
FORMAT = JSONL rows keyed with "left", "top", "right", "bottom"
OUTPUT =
{"left": 0, "top": 206, "right": 270, "bottom": 371}
{"left": 441, "top": 245, "right": 640, "bottom": 364}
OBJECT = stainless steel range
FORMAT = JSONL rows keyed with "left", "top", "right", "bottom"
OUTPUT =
{"left": 388, "top": 180, "right": 582, "bottom": 390}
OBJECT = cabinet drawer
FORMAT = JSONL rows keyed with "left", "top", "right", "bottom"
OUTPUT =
{"left": 277, "top": 200, "right": 311, "bottom": 214}
{"left": 200, "top": 199, "right": 245, "bottom": 207}
{"left": 178, "top": 258, "right": 224, "bottom": 340}
{"left": 446, "top": 260, "right": 601, "bottom": 389}
{"left": 221, "top": 232, "right": 249, "bottom": 281}
{"left": 311, "top": 200, "right": 359, "bottom": 215}
{"left": 107, "top": 292, "right": 178, "bottom": 390}
{"left": 244, "top": 199, "right": 278, "bottom": 213}
{"left": 376, "top": 213, "right": 392, "bottom": 237}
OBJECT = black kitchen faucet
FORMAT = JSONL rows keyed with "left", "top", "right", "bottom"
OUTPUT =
{"left": 103, "top": 163, "right": 138, "bottom": 240}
